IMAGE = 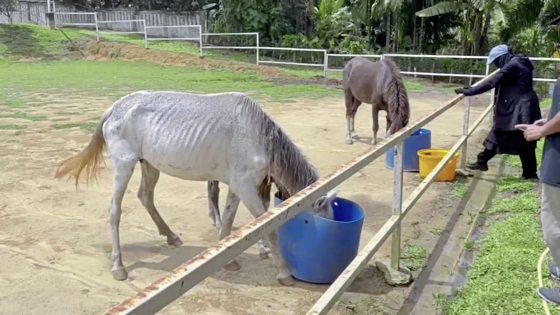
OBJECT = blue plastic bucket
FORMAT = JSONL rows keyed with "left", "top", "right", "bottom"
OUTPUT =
{"left": 386, "top": 128, "right": 432, "bottom": 172}
{"left": 276, "top": 195, "right": 364, "bottom": 284}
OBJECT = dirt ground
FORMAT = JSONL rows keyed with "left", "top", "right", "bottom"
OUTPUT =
{"left": 0, "top": 90, "right": 490, "bottom": 315}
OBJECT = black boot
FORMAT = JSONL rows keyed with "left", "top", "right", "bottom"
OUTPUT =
{"left": 466, "top": 161, "right": 489, "bottom": 171}
{"left": 467, "top": 148, "right": 496, "bottom": 172}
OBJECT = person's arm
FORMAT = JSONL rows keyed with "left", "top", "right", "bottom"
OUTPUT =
{"left": 455, "top": 61, "right": 516, "bottom": 96}
{"left": 522, "top": 112, "right": 560, "bottom": 141}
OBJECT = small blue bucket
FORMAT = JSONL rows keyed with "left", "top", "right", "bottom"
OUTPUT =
{"left": 386, "top": 128, "right": 431, "bottom": 172}
{"left": 276, "top": 194, "right": 364, "bottom": 284}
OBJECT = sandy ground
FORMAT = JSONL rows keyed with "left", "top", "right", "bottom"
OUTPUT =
{"left": 0, "top": 90, "right": 490, "bottom": 315}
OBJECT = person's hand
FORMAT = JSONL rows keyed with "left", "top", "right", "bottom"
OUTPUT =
{"left": 535, "top": 118, "right": 548, "bottom": 126}
{"left": 520, "top": 123, "right": 547, "bottom": 141}
{"left": 454, "top": 87, "right": 467, "bottom": 94}
{"left": 454, "top": 86, "right": 472, "bottom": 96}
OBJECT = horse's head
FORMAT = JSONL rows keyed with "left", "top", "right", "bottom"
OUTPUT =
{"left": 312, "top": 190, "right": 339, "bottom": 220}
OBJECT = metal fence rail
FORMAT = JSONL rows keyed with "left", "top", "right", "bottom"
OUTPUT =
{"left": 144, "top": 25, "right": 202, "bottom": 55}
{"left": 53, "top": 12, "right": 99, "bottom": 41}
{"left": 259, "top": 47, "right": 328, "bottom": 75}
{"left": 104, "top": 69, "right": 500, "bottom": 315}
{"left": 96, "top": 19, "right": 147, "bottom": 48}
{"left": 200, "top": 32, "right": 259, "bottom": 64}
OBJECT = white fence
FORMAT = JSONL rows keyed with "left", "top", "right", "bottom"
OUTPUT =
{"left": 102, "top": 68, "right": 500, "bottom": 315}
{"left": 201, "top": 32, "right": 260, "bottom": 64}
{"left": 144, "top": 25, "right": 202, "bottom": 55}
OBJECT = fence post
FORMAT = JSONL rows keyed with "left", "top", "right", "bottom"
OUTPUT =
{"left": 323, "top": 50, "right": 328, "bottom": 77}
{"left": 94, "top": 13, "right": 99, "bottom": 42}
{"left": 143, "top": 20, "right": 148, "bottom": 49}
{"left": 460, "top": 97, "right": 471, "bottom": 169}
{"left": 256, "top": 33, "right": 260, "bottom": 65}
{"left": 198, "top": 25, "right": 203, "bottom": 57}
{"left": 391, "top": 142, "right": 404, "bottom": 270}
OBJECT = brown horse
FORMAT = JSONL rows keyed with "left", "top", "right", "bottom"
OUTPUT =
{"left": 343, "top": 57, "right": 410, "bottom": 144}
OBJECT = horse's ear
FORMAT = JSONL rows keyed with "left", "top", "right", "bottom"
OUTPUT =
{"left": 313, "top": 190, "right": 339, "bottom": 210}
{"left": 326, "top": 190, "right": 339, "bottom": 202}
{"left": 313, "top": 196, "right": 327, "bottom": 210}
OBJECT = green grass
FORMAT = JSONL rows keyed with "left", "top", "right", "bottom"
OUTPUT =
{"left": 496, "top": 176, "right": 536, "bottom": 193}
{"left": 0, "top": 124, "right": 27, "bottom": 130}
{"left": 401, "top": 243, "right": 428, "bottom": 271}
{"left": 542, "top": 98, "right": 552, "bottom": 110}
{"left": 0, "top": 24, "right": 91, "bottom": 59}
{"left": 0, "top": 59, "right": 339, "bottom": 103}
{"left": 444, "top": 169, "right": 558, "bottom": 314}
{"left": 5, "top": 112, "right": 47, "bottom": 121}
{"left": 451, "top": 181, "right": 469, "bottom": 198}
{"left": 430, "top": 227, "right": 444, "bottom": 236}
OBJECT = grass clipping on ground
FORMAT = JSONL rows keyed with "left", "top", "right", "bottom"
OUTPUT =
{"left": 444, "top": 141, "right": 560, "bottom": 314}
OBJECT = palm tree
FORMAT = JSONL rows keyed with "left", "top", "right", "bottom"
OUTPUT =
{"left": 415, "top": 0, "right": 509, "bottom": 55}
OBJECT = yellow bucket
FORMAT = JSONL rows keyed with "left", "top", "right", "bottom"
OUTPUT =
{"left": 417, "top": 149, "right": 460, "bottom": 182}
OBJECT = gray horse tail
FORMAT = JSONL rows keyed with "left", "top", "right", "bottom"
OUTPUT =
{"left": 54, "top": 104, "right": 115, "bottom": 186}
{"left": 383, "top": 59, "right": 410, "bottom": 134}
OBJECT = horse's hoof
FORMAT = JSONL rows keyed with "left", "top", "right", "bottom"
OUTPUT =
{"left": 224, "top": 260, "right": 241, "bottom": 271}
{"left": 259, "top": 251, "right": 270, "bottom": 260}
{"left": 277, "top": 273, "right": 295, "bottom": 286}
{"left": 346, "top": 139, "right": 353, "bottom": 145}
{"left": 167, "top": 235, "right": 183, "bottom": 246}
{"left": 112, "top": 267, "right": 128, "bottom": 281}
{"left": 351, "top": 133, "right": 359, "bottom": 139}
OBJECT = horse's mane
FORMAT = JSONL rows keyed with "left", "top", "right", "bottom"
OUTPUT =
{"left": 237, "top": 95, "right": 319, "bottom": 197}
{"left": 382, "top": 58, "right": 410, "bottom": 133}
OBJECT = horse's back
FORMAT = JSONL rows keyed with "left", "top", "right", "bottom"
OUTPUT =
{"left": 343, "top": 57, "right": 388, "bottom": 103}
{"left": 102, "top": 91, "right": 262, "bottom": 182}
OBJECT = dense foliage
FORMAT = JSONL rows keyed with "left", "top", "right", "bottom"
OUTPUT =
{"left": 50, "top": 0, "right": 560, "bottom": 57}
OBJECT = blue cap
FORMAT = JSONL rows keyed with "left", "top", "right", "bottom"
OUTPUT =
{"left": 487, "top": 44, "right": 509, "bottom": 65}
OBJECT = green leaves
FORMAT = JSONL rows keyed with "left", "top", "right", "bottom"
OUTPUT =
{"left": 416, "top": 1, "right": 468, "bottom": 18}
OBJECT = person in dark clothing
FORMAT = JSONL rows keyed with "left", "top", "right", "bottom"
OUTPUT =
{"left": 455, "top": 44, "right": 542, "bottom": 179}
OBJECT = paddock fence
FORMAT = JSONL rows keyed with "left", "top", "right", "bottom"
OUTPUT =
{"left": 101, "top": 67, "right": 503, "bottom": 314}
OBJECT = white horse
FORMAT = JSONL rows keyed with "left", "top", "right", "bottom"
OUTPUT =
{"left": 207, "top": 180, "right": 272, "bottom": 259}
{"left": 55, "top": 91, "right": 336, "bottom": 285}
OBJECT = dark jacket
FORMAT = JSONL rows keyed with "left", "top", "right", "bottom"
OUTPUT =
{"left": 463, "top": 54, "right": 542, "bottom": 131}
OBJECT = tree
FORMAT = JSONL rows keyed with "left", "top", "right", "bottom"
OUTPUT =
{"left": 0, "top": 0, "right": 17, "bottom": 24}
{"left": 416, "top": 0, "right": 510, "bottom": 55}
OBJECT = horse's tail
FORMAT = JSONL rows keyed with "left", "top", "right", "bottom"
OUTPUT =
{"left": 55, "top": 105, "right": 114, "bottom": 186}
{"left": 383, "top": 59, "right": 410, "bottom": 133}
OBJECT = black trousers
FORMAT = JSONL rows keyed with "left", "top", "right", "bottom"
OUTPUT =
{"left": 476, "top": 147, "right": 537, "bottom": 177}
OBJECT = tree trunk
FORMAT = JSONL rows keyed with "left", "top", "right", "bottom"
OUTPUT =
{"left": 461, "top": 11, "right": 471, "bottom": 55}
{"left": 392, "top": 11, "right": 398, "bottom": 52}
{"left": 419, "top": 17, "right": 424, "bottom": 52}
{"left": 471, "top": 11, "right": 483, "bottom": 55}
{"left": 385, "top": 14, "right": 391, "bottom": 52}
{"left": 480, "top": 12, "right": 491, "bottom": 54}
{"left": 412, "top": 16, "right": 417, "bottom": 52}
{"left": 366, "top": 0, "right": 372, "bottom": 50}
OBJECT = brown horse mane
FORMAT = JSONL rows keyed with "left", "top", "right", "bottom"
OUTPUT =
{"left": 382, "top": 58, "right": 410, "bottom": 133}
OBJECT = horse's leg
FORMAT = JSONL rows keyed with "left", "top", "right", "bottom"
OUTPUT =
{"left": 219, "top": 189, "right": 242, "bottom": 271}
{"left": 218, "top": 187, "right": 271, "bottom": 262}
{"left": 345, "top": 89, "right": 357, "bottom": 145}
{"left": 232, "top": 181, "right": 294, "bottom": 286}
{"left": 386, "top": 114, "right": 392, "bottom": 137}
{"left": 371, "top": 103, "right": 380, "bottom": 145}
{"left": 351, "top": 98, "right": 361, "bottom": 139}
{"left": 207, "top": 181, "right": 222, "bottom": 230}
{"left": 107, "top": 143, "right": 138, "bottom": 281}
{"left": 138, "top": 161, "right": 182, "bottom": 246}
